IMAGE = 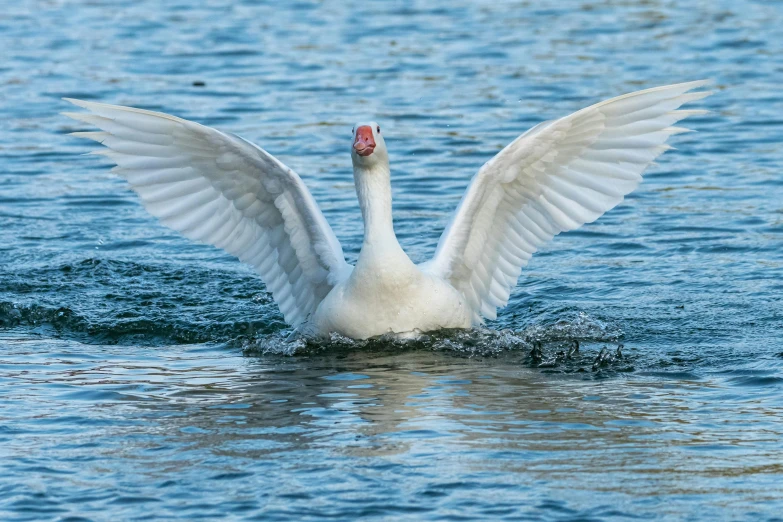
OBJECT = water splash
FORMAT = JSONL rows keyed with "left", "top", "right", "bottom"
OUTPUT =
{"left": 0, "top": 299, "right": 279, "bottom": 346}
{"left": 242, "top": 312, "right": 629, "bottom": 375}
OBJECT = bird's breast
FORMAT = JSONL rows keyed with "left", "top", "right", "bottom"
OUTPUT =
{"left": 311, "top": 268, "right": 471, "bottom": 339}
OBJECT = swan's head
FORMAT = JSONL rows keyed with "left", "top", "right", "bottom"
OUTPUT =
{"left": 350, "top": 122, "right": 388, "bottom": 168}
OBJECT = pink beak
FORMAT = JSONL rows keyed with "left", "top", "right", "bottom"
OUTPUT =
{"left": 353, "top": 126, "right": 376, "bottom": 157}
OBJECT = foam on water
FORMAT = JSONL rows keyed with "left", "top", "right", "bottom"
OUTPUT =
{"left": 242, "top": 312, "right": 623, "bottom": 358}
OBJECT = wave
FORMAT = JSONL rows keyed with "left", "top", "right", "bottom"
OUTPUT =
{"left": 0, "top": 300, "right": 281, "bottom": 346}
{"left": 1, "top": 295, "right": 630, "bottom": 374}
{"left": 241, "top": 312, "right": 633, "bottom": 375}
{"left": 0, "top": 258, "right": 637, "bottom": 375}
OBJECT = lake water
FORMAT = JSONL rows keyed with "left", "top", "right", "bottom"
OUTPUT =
{"left": 1, "top": 0, "right": 782, "bottom": 520}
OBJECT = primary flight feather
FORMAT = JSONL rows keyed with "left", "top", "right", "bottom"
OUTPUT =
{"left": 64, "top": 81, "right": 711, "bottom": 339}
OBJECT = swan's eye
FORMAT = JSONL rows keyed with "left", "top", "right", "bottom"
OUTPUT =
{"left": 376, "top": 125, "right": 380, "bottom": 134}
{"left": 351, "top": 127, "right": 354, "bottom": 135}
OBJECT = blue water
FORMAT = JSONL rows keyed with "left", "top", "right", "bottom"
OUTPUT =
{"left": 1, "top": 0, "right": 782, "bottom": 520}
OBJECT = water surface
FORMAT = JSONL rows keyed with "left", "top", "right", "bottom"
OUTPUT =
{"left": 1, "top": 0, "right": 782, "bottom": 520}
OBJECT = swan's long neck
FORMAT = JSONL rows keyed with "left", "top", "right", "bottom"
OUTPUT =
{"left": 354, "top": 162, "right": 396, "bottom": 247}
{"left": 353, "top": 162, "right": 410, "bottom": 269}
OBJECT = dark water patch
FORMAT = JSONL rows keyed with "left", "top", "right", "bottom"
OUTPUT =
{"left": 709, "top": 369, "right": 783, "bottom": 387}
{"left": 0, "top": 302, "right": 88, "bottom": 331}
{"left": 726, "top": 375, "right": 783, "bottom": 387}
{"left": 242, "top": 316, "right": 640, "bottom": 378}
{"left": 109, "top": 496, "right": 162, "bottom": 505}
{"left": 0, "top": 258, "right": 286, "bottom": 345}
{"left": 0, "top": 300, "right": 276, "bottom": 346}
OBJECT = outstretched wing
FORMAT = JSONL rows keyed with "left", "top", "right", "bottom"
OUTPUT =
{"left": 423, "top": 81, "right": 712, "bottom": 324}
{"left": 64, "top": 99, "right": 352, "bottom": 328}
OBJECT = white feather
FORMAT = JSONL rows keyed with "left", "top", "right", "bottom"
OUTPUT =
{"left": 424, "top": 80, "right": 712, "bottom": 323}
{"left": 64, "top": 98, "right": 352, "bottom": 328}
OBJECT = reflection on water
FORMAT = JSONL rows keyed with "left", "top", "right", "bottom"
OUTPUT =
{"left": 1, "top": 0, "right": 783, "bottom": 519}
{"left": 2, "top": 334, "right": 781, "bottom": 520}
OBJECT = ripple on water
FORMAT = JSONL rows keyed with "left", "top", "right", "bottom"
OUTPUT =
{"left": 1, "top": 0, "right": 783, "bottom": 520}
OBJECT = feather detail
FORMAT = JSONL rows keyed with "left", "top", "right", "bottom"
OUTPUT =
{"left": 65, "top": 99, "right": 352, "bottom": 329}
{"left": 423, "top": 81, "right": 712, "bottom": 323}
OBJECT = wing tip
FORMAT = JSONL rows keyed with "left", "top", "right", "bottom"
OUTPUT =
{"left": 672, "top": 108, "right": 711, "bottom": 117}
{"left": 62, "top": 97, "right": 92, "bottom": 109}
{"left": 70, "top": 131, "right": 108, "bottom": 143}
{"left": 680, "top": 79, "right": 712, "bottom": 90}
{"left": 627, "top": 79, "right": 714, "bottom": 100}
{"left": 63, "top": 97, "right": 187, "bottom": 125}
{"left": 61, "top": 111, "right": 84, "bottom": 124}
{"left": 665, "top": 126, "right": 695, "bottom": 136}
{"left": 684, "top": 90, "right": 714, "bottom": 102}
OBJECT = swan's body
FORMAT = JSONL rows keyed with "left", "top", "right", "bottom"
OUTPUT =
{"left": 312, "top": 254, "right": 472, "bottom": 339}
{"left": 64, "top": 81, "right": 711, "bottom": 339}
{"left": 310, "top": 129, "right": 472, "bottom": 338}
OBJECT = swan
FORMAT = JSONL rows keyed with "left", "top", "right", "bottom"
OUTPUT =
{"left": 64, "top": 81, "right": 711, "bottom": 339}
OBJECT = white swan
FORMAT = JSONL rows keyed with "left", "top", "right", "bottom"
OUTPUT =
{"left": 64, "top": 81, "right": 711, "bottom": 339}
